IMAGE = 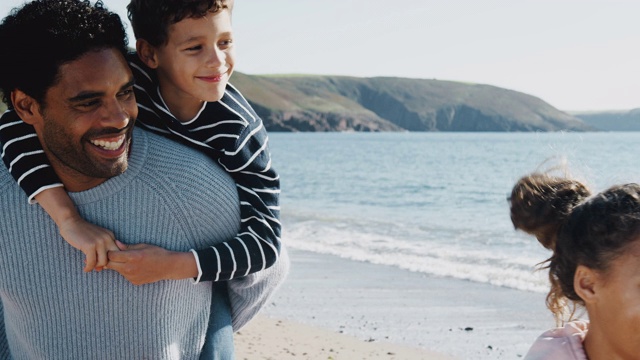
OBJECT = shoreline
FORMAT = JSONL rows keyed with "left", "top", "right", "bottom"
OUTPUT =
{"left": 238, "top": 249, "right": 556, "bottom": 359}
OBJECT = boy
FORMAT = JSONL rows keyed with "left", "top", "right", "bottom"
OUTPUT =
{"left": 0, "top": 0, "right": 285, "bottom": 329}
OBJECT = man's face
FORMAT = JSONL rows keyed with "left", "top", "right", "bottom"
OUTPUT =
{"left": 36, "top": 48, "right": 138, "bottom": 191}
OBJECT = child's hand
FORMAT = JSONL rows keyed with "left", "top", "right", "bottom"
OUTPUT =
{"left": 33, "top": 187, "right": 119, "bottom": 272}
{"left": 58, "top": 216, "right": 119, "bottom": 272}
{"left": 106, "top": 240, "right": 198, "bottom": 285}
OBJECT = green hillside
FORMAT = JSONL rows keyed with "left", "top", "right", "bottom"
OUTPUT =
{"left": 573, "top": 109, "right": 640, "bottom": 131}
{"left": 231, "top": 72, "right": 591, "bottom": 132}
{"left": 1, "top": 73, "right": 595, "bottom": 132}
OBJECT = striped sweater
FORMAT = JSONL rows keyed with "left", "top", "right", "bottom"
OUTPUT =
{"left": 0, "top": 51, "right": 282, "bottom": 284}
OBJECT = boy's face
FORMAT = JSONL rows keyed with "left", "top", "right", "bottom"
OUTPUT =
{"left": 152, "top": 9, "right": 234, "bottom": 115}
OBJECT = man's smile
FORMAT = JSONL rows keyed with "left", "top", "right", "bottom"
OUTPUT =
{"left": 89, "top": 134, "right": 126, "bottom": 151}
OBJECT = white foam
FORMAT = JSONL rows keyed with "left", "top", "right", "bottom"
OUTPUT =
{"left": 283, "top": 218, "right": 549, "bottom": 293}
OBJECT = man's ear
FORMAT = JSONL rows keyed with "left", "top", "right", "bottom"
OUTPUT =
{"left": 136, "top": 39, "right": 159, "bottom": 69}
{"left": 574, "top": 265, "right": 599, "bottom": 304}
{"left": 11, "top": 90, "right": 43, "bottom": 126}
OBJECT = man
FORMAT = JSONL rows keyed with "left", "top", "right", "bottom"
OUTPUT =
{"left": 0, "top": 1, "right": 286, "bottom": 358}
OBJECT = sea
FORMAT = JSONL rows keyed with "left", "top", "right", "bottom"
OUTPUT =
{"left": 268, "top": 131, "right": 640, "bottom": 294}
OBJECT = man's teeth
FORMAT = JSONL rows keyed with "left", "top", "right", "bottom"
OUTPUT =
{"left": 91, "top": 138, "right": 124, "bottom": 150}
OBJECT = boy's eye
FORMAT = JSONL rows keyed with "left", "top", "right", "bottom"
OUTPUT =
{"left": 185, "top": 45, "right": 203, "bottom": 51}
{"left": 219, "top": 39, "right": 233, "bottom": 48}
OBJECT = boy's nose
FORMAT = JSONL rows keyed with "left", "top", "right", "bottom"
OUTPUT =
{"left": 206, "top": 48, "right": 224, "bottom": 67}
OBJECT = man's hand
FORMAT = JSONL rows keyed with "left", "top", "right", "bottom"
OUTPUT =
{"left": 106, "top": 241, "right": 199, "bottom": 285}
{"left": 58, "top": 216, "right": 119, "bottom": 273}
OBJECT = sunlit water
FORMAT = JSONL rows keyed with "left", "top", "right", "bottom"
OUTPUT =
{"left": 269, "top": 131, "right": 640, "bottom": 292}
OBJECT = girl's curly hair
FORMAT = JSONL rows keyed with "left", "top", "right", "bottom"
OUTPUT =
{"left": 510, "top": 173, "right": 640, "bottom": 324}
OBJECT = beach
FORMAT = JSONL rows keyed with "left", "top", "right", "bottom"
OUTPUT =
{"left": 237, "top": 132, "right": 621, "bottom": 359}
{"left": 234, "top": 249, "right": 557, "bottom": 359}
{"left": 235, "top": 316, "right": 445, "bottom": 360}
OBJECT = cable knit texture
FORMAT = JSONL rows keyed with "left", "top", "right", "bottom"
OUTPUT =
{"left": 0, "top": 128, "right": 281, "bottom": 359}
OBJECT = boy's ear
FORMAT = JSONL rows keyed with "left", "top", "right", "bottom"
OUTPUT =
{"left": 136, "top": 39, "right": 159, "bottom": 69}
{"left": 574, "top": 265, "right": 599, "bottom": 304}
{"left": 11, "top": 90, "right": 43, "bottom": 127}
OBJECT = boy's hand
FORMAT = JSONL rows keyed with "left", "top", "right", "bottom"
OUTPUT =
{"left": 58, "top": 216, "right": 119, "bottom": 273}
{"left": 106, "top": 240, "right": 198, "bottom": 285}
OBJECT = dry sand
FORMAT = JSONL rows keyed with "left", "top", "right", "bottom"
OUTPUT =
{"left": 235, "top": 315, "right": 452, "bottom": 360}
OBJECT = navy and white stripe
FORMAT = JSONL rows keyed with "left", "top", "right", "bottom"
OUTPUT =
{"left": 129, "top": 52, "right": 281, "bottom": 282}
{"left": 0, "top": 53, "right": 282, "bottom": 283}
{"left": 0, "top": 111, "right": 64, "bottom": 203}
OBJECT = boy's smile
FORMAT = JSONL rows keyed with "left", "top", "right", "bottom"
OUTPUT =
{"left": 147, "top": 8, "right": 235, "bottom": 122}
{"left": 196, "top": 74, "right": 225, "bottom": 82}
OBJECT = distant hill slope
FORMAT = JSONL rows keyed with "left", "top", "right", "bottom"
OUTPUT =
{"left": 0, "top": 74, "right": 593, "bottom": 132}
{"left": 573, "top": 109, "right": 640, "bottom": 131}
{"left": 231, "top": 72, "right": 591, "bottom": 132}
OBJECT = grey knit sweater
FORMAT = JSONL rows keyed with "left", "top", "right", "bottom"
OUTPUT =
{"left": 0, "top": 128, "right": 287, "bottom": 359}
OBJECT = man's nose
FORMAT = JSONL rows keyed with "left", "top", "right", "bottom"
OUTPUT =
{"left": 100, "top": 99, "right": 130, "bottom": 129}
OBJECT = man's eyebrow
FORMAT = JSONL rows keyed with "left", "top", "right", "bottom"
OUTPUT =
{"left": 67, "top": 78, "right": 136, "bottom": 103}
{"left": 68, "top": 91, "right": 103, "bottom": 103}
{"left": 121, "top": 78, "right": 136, "bottom": 91}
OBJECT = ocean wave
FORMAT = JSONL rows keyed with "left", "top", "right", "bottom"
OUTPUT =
{"left": 282, "top": 216, "right": 549, "bottom": 293}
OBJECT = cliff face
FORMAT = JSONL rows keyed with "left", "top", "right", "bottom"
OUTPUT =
{"left": 230, "top": 72, "right": 592, "bottom": 132}
{"left": 249, "top": 103, "right": 402, "bottom": 132}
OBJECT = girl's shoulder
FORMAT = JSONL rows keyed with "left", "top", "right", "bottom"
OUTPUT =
{"left": 523, "top": 321, "right": 588, "bottom": 360}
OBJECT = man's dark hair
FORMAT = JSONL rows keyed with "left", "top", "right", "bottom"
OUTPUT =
{"left": 0, "top": 0, "right": 128, "bottom": 108}
{"left": 127, "top": 0, "right": 228, "bottom": 47}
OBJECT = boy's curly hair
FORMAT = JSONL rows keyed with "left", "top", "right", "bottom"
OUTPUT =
{"left": 128, "top": 0, "right": 229, "bottom": 47}
{"left": 0, "top": 0, "right": 128, "bottom": 108}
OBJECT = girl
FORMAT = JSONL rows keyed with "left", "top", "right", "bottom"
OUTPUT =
{"left": 510, "top": 172, "right": 640, "bottom": 360}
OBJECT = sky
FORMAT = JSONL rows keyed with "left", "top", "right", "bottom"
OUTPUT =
{"left": 1, "top": 0, "right": 639, "bottom": 111}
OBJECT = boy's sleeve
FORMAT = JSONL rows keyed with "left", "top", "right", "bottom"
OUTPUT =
{"left": 193, "top": 114, "right": 282, "bottom": 282}
{"left": 196, "top": 106, "right": 288, "bottom": 330}
{"left": 0, "top": 110, "right": 63, "bottom": 203}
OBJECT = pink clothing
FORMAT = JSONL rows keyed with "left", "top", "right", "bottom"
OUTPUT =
{"left": 524, "top": 320, "right": 589, "bottom": 360}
